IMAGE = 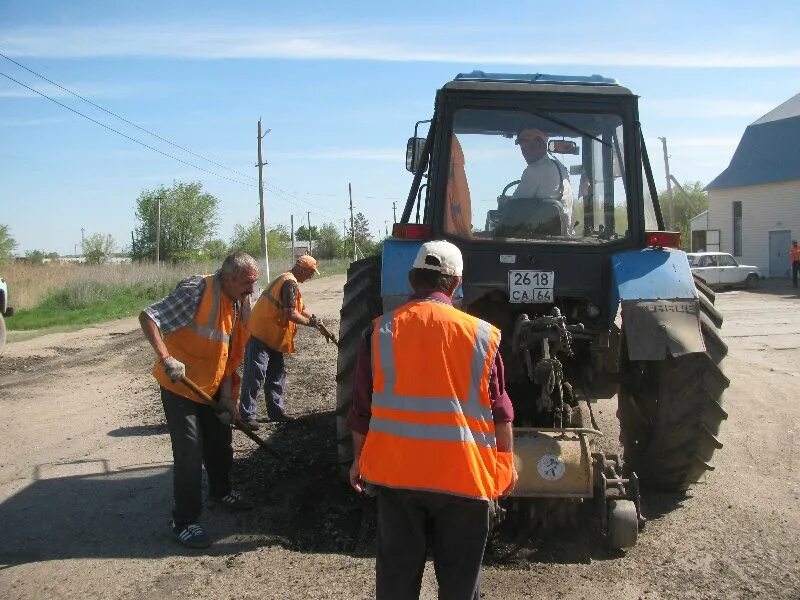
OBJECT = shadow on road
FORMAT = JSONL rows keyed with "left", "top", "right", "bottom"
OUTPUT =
{"left": 1, "top": 409, "right": 694, "bottom": 570}
{"left": 107, "top": 424, "right": 168, "bottom": 437}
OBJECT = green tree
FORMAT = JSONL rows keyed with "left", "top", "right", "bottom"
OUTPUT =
{"left": 295, "top": 225, "right": 320, "bottom": 245}
{"left": 202, "top": 239, "right": 229, "bottom": 261}
{"left": 315, "top": 222, "right": 343, "bottom": 259}
{"left": 25, "top": 249, "right": 46, "bottom": 265}
{"left": 82, "top": 233, "right": 116, "bottom": 265}
{"left": 133, "top": 181, "right": 219, "bottom": 262}
{"left": 229, "top": 220, "right": 291, "bottom": 262}
{"left": 346, "top": 212, "right": 374, "bottom": 257}
{"left": 0, "top": 225, "right": 17, "bottom": 262}
{"left": 658, "top": 181, "right": 708, "bottom": 251}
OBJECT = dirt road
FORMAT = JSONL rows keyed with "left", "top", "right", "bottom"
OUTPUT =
{"left": 1, "top": 275, "right": 798, "bottom": 599}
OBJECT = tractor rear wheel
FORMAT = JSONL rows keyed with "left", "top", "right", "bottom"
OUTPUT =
{"left": 618, "top": 276, "right": 729, "bottom": 491}
{"left": 335, "top": 256, "right": 383, "bottom": 478}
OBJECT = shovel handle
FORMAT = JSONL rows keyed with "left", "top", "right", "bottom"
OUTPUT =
{"left": 179, "top": 375, "right": 283, "bottom": 459}
{"left": 315, "top": 322, "right": 340, "bottom": 347}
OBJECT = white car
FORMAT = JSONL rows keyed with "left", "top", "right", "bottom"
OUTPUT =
{"left": 687, "top": 252, "right": 761, "bottom": 288}
{"left": 0, "top": 276, "right": 14, "bottom": 354}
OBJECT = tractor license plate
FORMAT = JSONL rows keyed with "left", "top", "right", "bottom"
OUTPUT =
{"left": 509, "top": 270, "right": 554, "bottom": 303}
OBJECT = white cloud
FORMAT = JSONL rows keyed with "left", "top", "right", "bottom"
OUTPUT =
{"left": 644, "top": 135, "right": 740, "bottom": 150}
{"left": 0, "top": 79, "right": 142, "bottom": 99}
{"left": 3, "top": 25, "right": 800, "bottom": 67}
{"left": 273, "top": 148, "right": 399, "bottom": 161}
{"left": 0, "top": 116, "right": 66, "bottom": 126}
{"left": 644, "top": 98, "right": 778, "bottom": 119}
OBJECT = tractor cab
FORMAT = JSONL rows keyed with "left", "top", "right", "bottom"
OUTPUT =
{"left": 403, "top": 71, "right": 660, "bottom": 248}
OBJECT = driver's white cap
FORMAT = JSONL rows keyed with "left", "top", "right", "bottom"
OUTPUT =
{"left": 412, "top": 240, "right": 463, "bottom": 277}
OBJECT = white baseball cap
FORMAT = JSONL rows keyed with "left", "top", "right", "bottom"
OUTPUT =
{"left": 412, "top": 240, "right": 463, "bottom": 277}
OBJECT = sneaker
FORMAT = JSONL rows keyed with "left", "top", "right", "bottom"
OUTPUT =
{"left": 239, "top": 417, "right": 260, "bottom": 431}
{"left": 172, "top": 521, "right": 211, "bottom": 549}
{"left": 214, "top": 490, "right": 253, "bottom": 511}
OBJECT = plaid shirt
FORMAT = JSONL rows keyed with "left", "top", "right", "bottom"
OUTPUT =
{"left": 145, "top": 273, "right": 249, "bottom": 335}
{"left": 144, "top": 275, "right": 208, "bottom": 335}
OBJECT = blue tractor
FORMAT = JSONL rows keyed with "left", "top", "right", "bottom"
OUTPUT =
{"left": 336, "top": 72, "right": 729, "bottom": 549}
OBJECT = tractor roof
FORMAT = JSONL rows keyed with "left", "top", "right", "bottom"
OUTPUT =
{"left": 444, "top": 71, "right": 633, "bottom": 96}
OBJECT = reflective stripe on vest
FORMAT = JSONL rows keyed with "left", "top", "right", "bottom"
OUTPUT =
{"left": 372, "top": 309, "right": 496, "bottom": 447}
{"left": 154, "top": 274, "right": 248, "bottom": 405}
{"left": 245, "top": 272, "right": 302, "bottom": 353}
{"left": 360, "top": 300, "right": 506, "bottom": 500}
{"left": 185, "top": 276, "right": 231, "bottom": 343}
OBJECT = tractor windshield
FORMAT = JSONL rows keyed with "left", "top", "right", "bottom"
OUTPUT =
{"left": 444, "top": 108, "right": 631, "bottom": 244}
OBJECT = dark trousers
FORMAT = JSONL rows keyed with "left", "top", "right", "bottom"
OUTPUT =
{"left": 793, "top": 261, "right": 799, "bottom": 288}
{"left": 375, "top": 487, "right": 490, "bottom": 600}
{"left": 239, "top": 336, "right": 287, "bottom": 420}
{"left": 161, "top": 386, "right": 232, "bottom": 527}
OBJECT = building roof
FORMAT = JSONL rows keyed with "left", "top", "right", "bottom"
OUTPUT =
{"left": 689, "top": 210, "right": 708, "bottom": 223}
{"left": 706, "top": 92, "right": 800, "bottom": 191}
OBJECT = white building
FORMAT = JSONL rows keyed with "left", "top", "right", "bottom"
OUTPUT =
{"left": 702, "top": 93, "right": 800, "bottom": 277}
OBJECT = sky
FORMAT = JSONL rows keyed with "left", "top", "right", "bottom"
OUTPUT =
{"left": 1, "top": 0, "right": 799, "bottom": 255}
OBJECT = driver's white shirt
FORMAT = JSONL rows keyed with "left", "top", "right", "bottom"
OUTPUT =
{"left": 512, "top": 155, "right": 574, "bottom": 222}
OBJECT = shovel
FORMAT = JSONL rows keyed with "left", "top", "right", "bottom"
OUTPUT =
{"left": 179, "top": 375, "right": 282, "bottom": 459}
{"left": 315, "top": 321, "right": 339, "bottom": 347}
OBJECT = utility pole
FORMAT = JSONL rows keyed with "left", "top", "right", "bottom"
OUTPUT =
{"left": 257, "top": 119, "right": 271, "bottom": 281}
{"left": 80, "top": 227, "right": 85, "bottom": 255}
{"left": 385, "top": 220, "right": 389, "bottom": 237}
{"left": 155, "top": 195, "right": 161, "bottom": 266}
{"left": 392, "top": 201, "right": 397, "bottom": 223}
{"left": 349, "top": 183, "right": 356, "bottom": 262}
{"left": 658, "top": 137, "right": 675, "bottom": 229}
{"left": 130, "top": 232, "right": 135, "bottom": 262}
{"left": 307, "top": 211, "right": 313, "bottom": 256}
{"left": 290, "top": 214, "right": 296, "bottom": 260}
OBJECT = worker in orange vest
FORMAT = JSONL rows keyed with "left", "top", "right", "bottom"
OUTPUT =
{"left": 790, "top": 240, "right": 800, "bottom": 288}
{"left": 239, "top": 254, "right": 322, "bottom": 428}
{"left": 348, "top": 240, "right": 518, "bottom": 600}
{"left": 140, "top": 252, "right": 259, "bottom": 549}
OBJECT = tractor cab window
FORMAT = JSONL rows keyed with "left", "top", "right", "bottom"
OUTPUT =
{"left": 444, "top": 108, "right": 631, "bottom": 244}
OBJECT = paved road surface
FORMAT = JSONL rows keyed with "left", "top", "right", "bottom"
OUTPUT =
{"left": 0, "top": 275, "right": 797, "bottom": 599}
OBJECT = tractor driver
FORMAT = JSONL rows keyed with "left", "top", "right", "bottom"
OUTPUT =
{"left": 511, "top": 127, "right": 574, "bottom": 224}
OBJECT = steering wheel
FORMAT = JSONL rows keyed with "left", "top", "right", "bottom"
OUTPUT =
{"left": 499, "top": 180, "right": 521, "bottom": 205}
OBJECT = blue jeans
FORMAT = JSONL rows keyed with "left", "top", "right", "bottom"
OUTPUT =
{"left": 239, "top": 336, "right": 287, "bottom": 420}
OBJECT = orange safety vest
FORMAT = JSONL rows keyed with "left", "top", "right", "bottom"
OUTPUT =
{"left": 791, "top": 246, "right": 800, "bottom": 263}
{"left": 154, "top": 274, "right": 250, "bottom": 410}
{"left": 246, "top": 272, "right": 304, "bottom": 353}
{"left": 359, "top": 300, "right": 514, "bottom": 500}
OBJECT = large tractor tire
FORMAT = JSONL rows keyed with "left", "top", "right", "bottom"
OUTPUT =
{"left": 618, "top": 276, "right": 729, "bottom": 491}
{"left": 335, "top": 256, "right": 383, "bottom": 478}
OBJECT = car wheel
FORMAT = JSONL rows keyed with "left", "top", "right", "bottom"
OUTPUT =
{"left": 745, "top": 274, "right": 759, "bottom": 289}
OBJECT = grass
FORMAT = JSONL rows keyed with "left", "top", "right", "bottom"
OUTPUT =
{"left": 9, "top": 281, "right": 176, "bottom": 331}
{"left": 3, "top": 257, "right": 351, "bottom": 334}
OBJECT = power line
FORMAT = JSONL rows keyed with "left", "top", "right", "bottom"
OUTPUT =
{"left": 267, "top": 181, "right": 346, "bottom": 219}
{"left": 0, "top": 51, "right": 256, "bottom": 182}
{"left": 0, "top": 70, "right": 257, "bottom": 188}
{"left": 264, "top": 183, "right": 347, "bottom": 222}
